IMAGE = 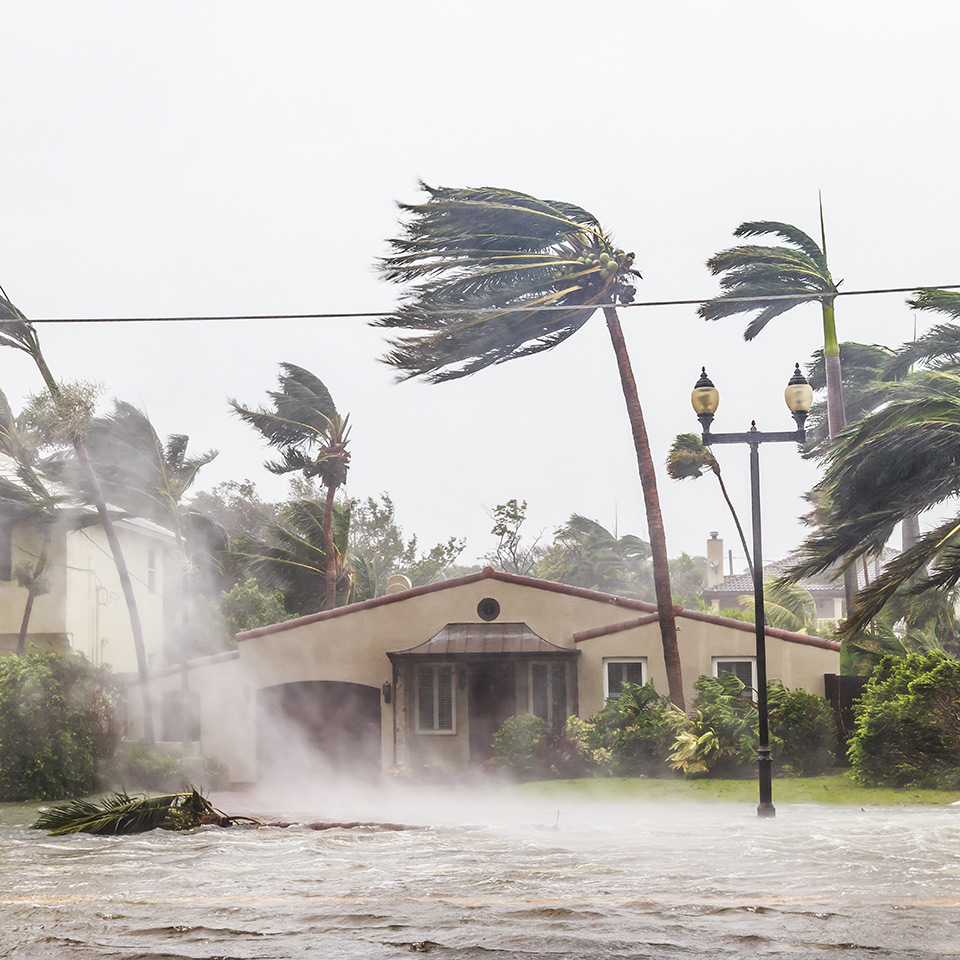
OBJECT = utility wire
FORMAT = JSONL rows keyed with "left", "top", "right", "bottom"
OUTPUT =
{"left": 15, "top": 283, "right": 960, "bottom": 324}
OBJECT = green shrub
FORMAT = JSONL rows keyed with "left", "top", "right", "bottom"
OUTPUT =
{"left": 590, "top": 681, "right": 674, "bottom": 776}
{"left": 108, "top": 742, "right": 229, "bottom": 792}
{"left": 667, "top": 674, "right": 759, "bottom": 777}
{"left": 492, "top": 714, "right": 548, "bottom": 779}
{"left": 0, "top": 654, "right": 122, "bottom": 801}
{"left": 848, "top": 651, "right": 960, "bottom": 789}
{"left": 767, "top": 681, "right": 835, "bottom": 775}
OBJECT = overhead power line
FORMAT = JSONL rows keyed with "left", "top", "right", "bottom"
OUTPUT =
{"left": 16, "top": 283, "right": 960, "bottom": 324}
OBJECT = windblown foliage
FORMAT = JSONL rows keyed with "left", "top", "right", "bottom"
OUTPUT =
{"left": 32, "top": 788, "right": 248, "bottom": 835}
{"left": 0, "top": 654, "right": 121, "bottom": 801}
{"left": 787, "top": 370, "right": 960, "bottom": 636}
{"left": 699, "top": 221, "right": 836, "bottom": 340}
{"left": 377, "top": 184, "right": 639, "bottom": 382}
{"left": 848, "top": 652, "right": 960, "bottom": 789}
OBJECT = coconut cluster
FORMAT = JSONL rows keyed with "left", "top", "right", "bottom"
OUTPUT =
{"left": 554, "top": 247, "right": 637, "bottom": 304}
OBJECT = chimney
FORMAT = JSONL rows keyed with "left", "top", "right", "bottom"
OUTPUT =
{"left": 706, "top": 531, "right": 724, "bottom": 588}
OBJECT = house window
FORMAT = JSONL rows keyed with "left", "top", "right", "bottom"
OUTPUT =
{"left": 604, "top": 659, "right": 647, "bottom": 700}
{"left": 713, "top": 657, "right": 757, "bottom": 694}
{"left": 416, "top": 664, "right": 455, "bottom": 734}
{"left": 161, "top": 690, "right": 201, "bottom": 742}
{"left": 529, "top": 661, "right": 567, "bottom": 726}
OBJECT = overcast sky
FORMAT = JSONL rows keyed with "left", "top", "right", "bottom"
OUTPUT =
{"left": 3, "top": 1, "right": 957, "bottom": 571}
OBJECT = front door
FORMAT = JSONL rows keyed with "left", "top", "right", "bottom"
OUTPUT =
{"left": 468, "top": 661, "right": 515, "bottom": 763}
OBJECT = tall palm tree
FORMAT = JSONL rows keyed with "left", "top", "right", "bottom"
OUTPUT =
{"left": 0, "top": 290, "right": 155, "bottom": 743}
{"left": 231, "top": 364, "right": 351, "bottom": 610}
{"left": 376, "top": 184, "right": 684, "bottom": 706}
{"left": 665, "top": 433, "right": 753, "bottom": 578}
{"left": 787, "top": 369, "right": 960, "bottom": 637}
{"left": 699, "top": 209, "right": 845, "bottom": 435}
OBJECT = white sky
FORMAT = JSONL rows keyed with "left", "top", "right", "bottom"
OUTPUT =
{"left": 3, "top": 1, "right": 957, "bottom": 571}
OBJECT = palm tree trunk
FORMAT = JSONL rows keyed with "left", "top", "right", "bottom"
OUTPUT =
{"left": 16, "top": 530, "right": 51, "bottom": 654}
{"left": 322, "top": 482, "right": 337, "bottom": 609}
{"left": 712, "top": 467, "right": 754, "bottom": 579}
{"left": 603, "top": 307, "right": 684, "bottom": 707}
{"left": 31, "top": 355, "right": 155, "bottom": 744}
{"left": 822, "top": 299, "right": 846, "bottom": 436}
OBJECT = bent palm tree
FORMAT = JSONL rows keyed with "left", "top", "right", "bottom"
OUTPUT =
{"left": 0, "top": 290, "right": 155, "bottom": 742}
{"left": 231, "top": 365, "right": 351, "bottom": 610}
{"left": 376, "top": 184, "right": 683, "bottom": 706}
{"left": 666, "top": 433, "right": 753, "bottom": 578}
{"left": 699, "top": 210, "right": 845, "bottom": 435}
{"left": 80, "top": 402, "right": 218, "bottom": 549}
{"left": 787, "top": 370, "right": 960, "bottom": 637}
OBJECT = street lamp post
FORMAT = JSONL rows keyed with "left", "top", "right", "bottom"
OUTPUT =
{"left": 690, "top": 364, "right": 813, "bottom": 818}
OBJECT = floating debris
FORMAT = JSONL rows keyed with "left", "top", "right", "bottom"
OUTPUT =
{"left": 32, "top": 788, "right": 260, "bottom": 836}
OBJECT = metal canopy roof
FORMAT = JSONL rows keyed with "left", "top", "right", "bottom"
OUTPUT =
{"left": 387, "top": 622, "right": 579, "bottom": 660}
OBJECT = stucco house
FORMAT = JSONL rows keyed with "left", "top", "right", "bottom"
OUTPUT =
{"left": 131, "top": 567, "right": 840, "bottom": 784}
{"left": 0, "top": 454, "right": 177, "bottom": 671}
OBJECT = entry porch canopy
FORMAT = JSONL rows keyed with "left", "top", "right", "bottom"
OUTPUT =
{"left": 386, "top": 622, "right": 580, "bottom": 661}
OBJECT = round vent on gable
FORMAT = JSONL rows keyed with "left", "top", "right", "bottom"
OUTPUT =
{"left": 477, "top": 597, "right": 500, "bottom": 621}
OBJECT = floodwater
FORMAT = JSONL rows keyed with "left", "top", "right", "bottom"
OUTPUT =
{"left": 2, "top": 787, "right": 959, "bottom": 959}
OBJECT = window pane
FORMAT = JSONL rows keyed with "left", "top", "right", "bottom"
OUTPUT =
{"left": 418, "top": 667, "right": 435, "bottom": 730}
{"left": 551, "top": 662, "right": 567, "bottom": 721}
{"left": 531, "top": 663, "right": 549, "bottom": 720}
{"left": 436, "top": 667, "right": 453, "bottom": 731}
{"left": 624, "top": 662, "right": 645, "bottom": 686}
{"left": 606, "top": 663, "right": 623, "bottom": 699}
{"left": 718, "top": 661, "right": 754, "bottom": 690}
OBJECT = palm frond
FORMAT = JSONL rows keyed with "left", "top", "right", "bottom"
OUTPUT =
{"left": 376, "top": 184, "right": 638, "bottom": 382}
{"left": 0, "top": 291, "right": 42, "bottom": 359}
{"left": 885, "top": 322, "right": 960, "bottom": 380}
{"left": 699, "top": 222, "right": 836, "bottom": 338}
{"left": 33, "top": 792, "right": 184, "bottom": 835}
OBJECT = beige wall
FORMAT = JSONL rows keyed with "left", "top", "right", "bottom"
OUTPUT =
{"left": 125, "top": 573, "right": 841, "bottom": 782}
{"left": 0, "top": 524, "right": 68, "bottom": 642}
{"left": 64, "top": 521, "right": 172, "bottom": 673}
{"left": 0, "top": 515, "right": 173, "bottom": 673}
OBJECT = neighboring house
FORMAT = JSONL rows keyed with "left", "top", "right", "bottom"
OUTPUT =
{"left": 700, "top": 532, "right": 892, "bottom": 624}
{"left": 0, "top": 455, "right": 178, "bottom": 672}
{"left": 130, "top": 567, "right": 840, "bottom": 784}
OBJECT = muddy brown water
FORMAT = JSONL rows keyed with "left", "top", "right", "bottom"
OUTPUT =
{"left": 2, "top": 788, "right": 959, "bottom": 958}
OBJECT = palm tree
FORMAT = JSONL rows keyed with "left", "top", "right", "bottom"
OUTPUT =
{"left": 79, "top": 402, "right": 218, "bottom": 549}
{"left": 0, "top": 290, "right": 155, "bottom": 743}
{"left": 787, "top": 369, "right": 960, "bottom": 638}
{"left": 231, "top": 364, "right": 351, "bottom": 610}
{"left": 0, "top": 389, "right": 67, "bottom": 653}
{"left": 239, "top": 499, "right": 355, "bottom": 616}
{"left": 537, "top": 514, "right": 653, "bottom": 599}
{"left": 665, "top": 433, "right": 753, "bottom": 578}
{"left": 377, "top": 184, "right": 684, "bottom": 706}
{"left": 738, "top": 578, "right": 816, "bottom": 633}
{"left": 699, "top": 208, "right": 845, "bottom": 435}
{"left": 803, "top": 342, "right": 895, "bottom": 455}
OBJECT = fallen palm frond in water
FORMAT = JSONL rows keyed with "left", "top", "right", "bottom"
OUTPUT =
{"left": 32, "top": 788, "right": 261, "bottom": 836}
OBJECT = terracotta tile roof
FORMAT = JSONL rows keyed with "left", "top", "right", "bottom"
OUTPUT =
{"left": 236, "top": 566, "right": 838, "bottom": 652}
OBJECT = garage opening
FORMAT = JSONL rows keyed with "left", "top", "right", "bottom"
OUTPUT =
{"left": 257, "top": 681, "right": 381, "bottom": 780}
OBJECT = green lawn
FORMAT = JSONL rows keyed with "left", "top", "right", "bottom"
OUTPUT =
{"left": 512, "top": 774, "right": 960, "bottom": 806}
